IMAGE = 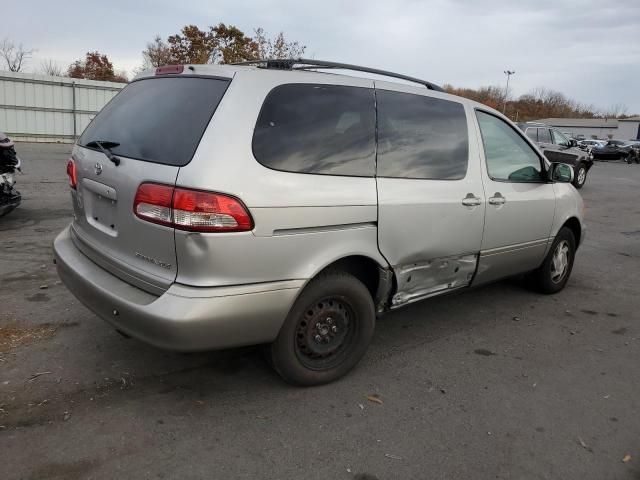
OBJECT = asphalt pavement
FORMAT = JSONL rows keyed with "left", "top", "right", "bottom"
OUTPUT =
{"left": 1, "top": 143, "right": 638, "bottom": 479}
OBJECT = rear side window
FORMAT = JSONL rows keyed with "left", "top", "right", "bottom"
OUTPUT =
{"left": 376, "top": 90, "right": 468, "bottom": 180}
{"left": 79, "top": 77, "right": 229, "bottom": 166}
{"left": 537, "top": 128, "right": 552, "bottom": 143}
{"left": 252, "top": 84, "right": 376, "bottom": 177}
{"left": 525, "top": 128, "right": 538, "bottom": 142}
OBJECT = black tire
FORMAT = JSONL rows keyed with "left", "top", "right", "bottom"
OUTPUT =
{"left": 573, "top": 163, "right": 587, "bottom": 189}
{"left": 0, "top": 204, "right": 18, "bottom": 217}
{"left": 269, "top": 271, "right": 375, "bottom": 386}
{"left": 529, "top": 227, "right": 576, "bottom": 294}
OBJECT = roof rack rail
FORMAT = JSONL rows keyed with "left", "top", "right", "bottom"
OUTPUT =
{"left": 232, "top": 58, "right": 444, "bottom": 92}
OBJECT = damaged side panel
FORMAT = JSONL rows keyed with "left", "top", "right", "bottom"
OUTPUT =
{"left": 391, "top": 253, "right": 478, "bottom": 307}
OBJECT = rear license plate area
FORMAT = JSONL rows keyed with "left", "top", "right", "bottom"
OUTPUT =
{"left": 85, "top": 192, "right": 118, "bottom": 236}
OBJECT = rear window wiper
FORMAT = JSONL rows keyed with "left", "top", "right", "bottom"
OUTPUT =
{"left": 86, "top": 140, "right": 121, "bottom": 166}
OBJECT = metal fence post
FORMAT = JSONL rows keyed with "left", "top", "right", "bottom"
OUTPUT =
{"left": 72, "top": 81, "right": 78, "bottom": 140}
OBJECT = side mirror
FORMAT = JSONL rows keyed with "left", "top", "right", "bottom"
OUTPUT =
{"left": 569, "top": 139, "right": 577, "bottom": 147}
{"left": 550, "top": 163, "right": 574, "bottom": 183}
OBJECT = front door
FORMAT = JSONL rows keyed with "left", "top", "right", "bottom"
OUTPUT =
{"left": 473, "top": 110, "right": 556, "bottom": 285}
{"left": 547, "top": 129, "right": 577, "bottom": 164}
{"left": 374, "top": 84, "right": 485, "bottom": 308}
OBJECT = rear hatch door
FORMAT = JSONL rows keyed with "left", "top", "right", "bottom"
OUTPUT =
{"left": 70, "top": 75, "right": 230, "bottom": 294}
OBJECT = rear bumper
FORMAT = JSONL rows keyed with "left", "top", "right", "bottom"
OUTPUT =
{"left": 54, "top": 225, "right": 303, "bottom": 351}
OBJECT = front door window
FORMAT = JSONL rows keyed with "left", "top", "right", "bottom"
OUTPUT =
{"left": 476, "top": 111, "right": 544, "bottom": 182}
{"left": 551, "top": 130, "right": 570, "bottom": 147}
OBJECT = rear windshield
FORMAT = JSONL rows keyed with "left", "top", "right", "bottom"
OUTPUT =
{"left": 79, "top": 76, "right": 230, "bottom": 166}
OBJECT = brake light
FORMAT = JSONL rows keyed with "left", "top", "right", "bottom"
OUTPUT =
{"left": 66, "top": 159, "right": 77, "bottom": 190}
{"left": 133, "top": 183, "right": 173, "bottom": 227}
{"left": 155, "top": 65, "right": 184, "bottom": 75}
{"left": 133, "top": 183, "right": 252, "bottom": 232}
{"left": 173, "top": 188, "right": 253, "bottom": 232}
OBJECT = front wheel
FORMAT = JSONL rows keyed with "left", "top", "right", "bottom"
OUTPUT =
{"left": 573, "top": 163, "right": 587, "bottom": 189}
{"left": 529, "top": 227, "right": 576, "bottom": 294}
{"left": 269, "top": 271, "right": 375, "bottom": 386}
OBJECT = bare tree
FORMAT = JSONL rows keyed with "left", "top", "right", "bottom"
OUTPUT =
{"left": 253, "top": 28, "right": 306, "bottom": 59}
{"left": 0, "top": 38, "right": 34, "bottom": 72}
{"left": 40, "top": 59, "right": 64, "bottom": 77}
{"left": 141, "top": 35, "right": 175, "bottom": 69}
{"left": 600, "top": 103, "right": 628, "bottom": 119}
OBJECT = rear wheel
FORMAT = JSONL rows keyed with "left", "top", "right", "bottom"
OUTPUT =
{"left": 573, "top": 163, "right": 587, "bottom": 189}
{"left": 529, "top": 227, "right": 576, "bottom": 294}
{"left": 269, "top": 271, "right": 375, "bottom": 386}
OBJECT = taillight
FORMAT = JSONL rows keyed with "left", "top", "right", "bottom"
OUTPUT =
{"left": 173, "top": 188, "right": 253, "bottom": 232}
{"left": 66, "top": 159, "right": 77, "bottom": 190}
{"left": 133, "top": 183, "right": 173, "bottom": 227}
{"left": 133, "top": 183, "right": 252, "bottom": 232}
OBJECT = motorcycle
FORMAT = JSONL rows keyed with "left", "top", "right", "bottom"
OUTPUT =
{"left": 0, "top": 132, "right": 22, "bottom": 217}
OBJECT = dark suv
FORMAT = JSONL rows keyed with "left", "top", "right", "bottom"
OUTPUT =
{"left": 517, "top": 122, "right": 594, "bottom": 189}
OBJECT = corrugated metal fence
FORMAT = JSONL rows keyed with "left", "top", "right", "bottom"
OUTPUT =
{"left": 0, "top": 70, "right": 125, "bottom": 143}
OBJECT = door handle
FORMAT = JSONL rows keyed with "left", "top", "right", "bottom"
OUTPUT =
{"left": 488, "top": 193, "right": 506, "bottom": 205}
{"left": 462, "top": 193, "right": 481, "bottom": 207}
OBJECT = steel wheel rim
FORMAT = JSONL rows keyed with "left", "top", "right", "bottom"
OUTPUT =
{"left": 577, "top": 168, "right": 586, "bottom": 185}
{"left": 294, "top": 296, "right": 357, "bottom": 370}
{"left": 550, "top": 240, "right": 570, "bottom": 283}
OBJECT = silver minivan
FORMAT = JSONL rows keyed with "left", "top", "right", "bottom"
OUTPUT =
{"left": 54, "top": 59, "right": 585, "bottom": 385}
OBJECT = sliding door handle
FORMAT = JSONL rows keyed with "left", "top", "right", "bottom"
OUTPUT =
{"left": 462, "top": 193, "right": 482, "bottom": 207}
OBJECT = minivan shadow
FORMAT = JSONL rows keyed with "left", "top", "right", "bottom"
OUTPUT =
{"left": 0, "top": 277, "right": 542, "bottom": 430}
{"left": 89, "top": 276, "right": 536, "bottom": 397}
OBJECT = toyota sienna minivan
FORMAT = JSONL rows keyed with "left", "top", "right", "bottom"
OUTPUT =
{"left": 54, "top": 59, "right": 585, "bottom": 385}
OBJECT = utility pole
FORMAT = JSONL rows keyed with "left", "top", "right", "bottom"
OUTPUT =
{"left": 502, "top": 70, "right": 515, "bottom": 115}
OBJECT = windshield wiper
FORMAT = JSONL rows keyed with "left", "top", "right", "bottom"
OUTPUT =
{"left": 87, "top": 140, "right": 121, "bottom": 166}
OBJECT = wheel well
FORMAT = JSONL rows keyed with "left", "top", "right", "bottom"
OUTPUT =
{"left": 562, "top": 217, "right": 582, "bottom": 247}
{"left": 317, "top": 256, "right": 384, "bottom": 301}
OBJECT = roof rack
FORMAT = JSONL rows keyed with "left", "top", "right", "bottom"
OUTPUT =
{"left": 232, "top": 58, "right": 444, "bottom": 92}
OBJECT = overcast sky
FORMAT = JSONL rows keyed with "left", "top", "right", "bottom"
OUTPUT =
{"left": 4, "top": 0, "right": 640, "bottom": 113}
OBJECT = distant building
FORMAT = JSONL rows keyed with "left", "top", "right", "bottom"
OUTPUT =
{"left": 534, "top": 117, "right": 640, "bottom": 140}
{"left": 617, "top": 117, "right": 640, "bottom": 140}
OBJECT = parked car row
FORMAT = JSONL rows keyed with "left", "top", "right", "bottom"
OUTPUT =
{"left": 572, "top": 138, "right": 639, "bottom": 162}
{"left": 589, "top": 139, "right": 640, "bottom": 162}
{"left": 577, "top": 139, "right": 607, "bottom": 151}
